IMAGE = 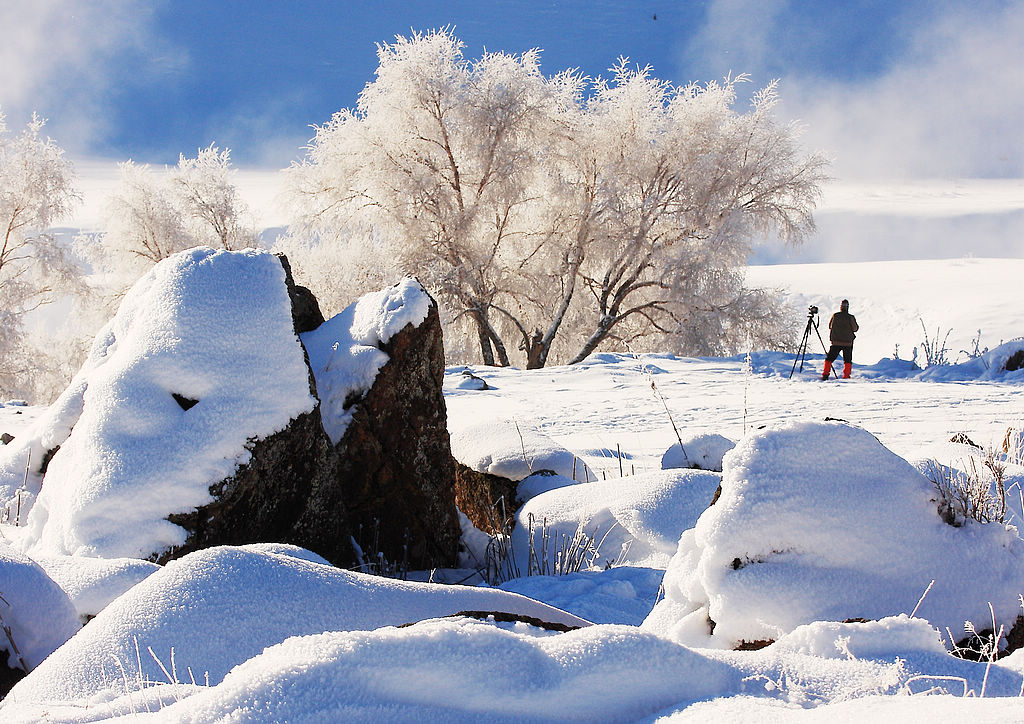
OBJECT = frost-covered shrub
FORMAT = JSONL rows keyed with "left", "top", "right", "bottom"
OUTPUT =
{"left": 923, "top": 453, "right": 1007, "bottom": 526}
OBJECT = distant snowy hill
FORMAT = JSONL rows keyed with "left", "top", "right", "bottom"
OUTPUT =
{"left": 748, "top": 257, "right": 1024, "bottom": 366}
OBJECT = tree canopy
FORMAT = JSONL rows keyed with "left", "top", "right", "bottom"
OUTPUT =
{"left": 285, "top": 30, "right": 827, "bottom": 368}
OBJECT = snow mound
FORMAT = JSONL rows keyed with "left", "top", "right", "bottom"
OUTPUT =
{"left": 301, "top": 277, "right": 432, "bottom": 444}
{"left": 918, "top": 339, "right": 1024, "bottom": 382}
{"left": 0, "top": 542, "right": 80, "bottom": 670}
{"left": 771, "top": 614, "right": 946, "bottom": 660}
{"left": 4, "top": 544, "right": 589, "bottom": 709}
{"left": 450, "top": 418, "right": 594, "bottom": 482}
{"left": 513, "top": 469, "right": 722, "bottom": 571}
{"left": 498, "top": 566, "right": 666, "bottom": 625}
{"left": 517, "top": 471, "right": 581, "bottom": 502}
{"left": 661, "top": 433, "right": 736, "bottom": 471}
{"left": 33, "top": 555, "right": 160, "bottom": 622}
{"left": 6, "top": 247, "right": 317, "bottom": 560}
{"left": 644, "top": 421, "right": 1024, "bottom": 648}
{"left": 117, "top": 622, "right": 740, "bottom": 723}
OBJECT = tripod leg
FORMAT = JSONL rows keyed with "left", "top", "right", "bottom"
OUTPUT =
{"left": 789, "top": 320, "right": 814, "bottom": 378}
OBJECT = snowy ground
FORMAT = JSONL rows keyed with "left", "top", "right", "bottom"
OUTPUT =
{"left": 2, "top": 257, "right": 1024, "bottom": 720}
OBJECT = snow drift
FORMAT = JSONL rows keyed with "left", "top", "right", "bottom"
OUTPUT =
{"left": 4, "top": 544, "right": 588, "bottom": 712}
{"left": 450, "top": 418, "right": 595, "bottom": 483}
{"left": 0, "top": 542, "right": 79, "bottom": 671}
{"left": 512, "top": 469, "right": 722, "bottom": 571}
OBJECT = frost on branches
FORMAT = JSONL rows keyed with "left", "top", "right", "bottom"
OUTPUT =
{"left": 283, "top": 28, "right": 826, "bottom": 368}
{"left": 81, "top": 144, "right": 258, "bottom": 309}
{"left": 0, "top": 113, "right": 83, "bottom": 401}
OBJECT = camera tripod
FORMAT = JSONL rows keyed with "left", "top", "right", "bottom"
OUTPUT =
{"left": 789, "top": 306, "right": 834, "bottom": 379}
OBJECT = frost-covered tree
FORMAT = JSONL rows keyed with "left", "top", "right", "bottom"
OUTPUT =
{"left": 285, "top": 30, "right": 827, "bottom": 368}
{"left": 0, "top": 113, "right": 83, "bottom": 400}
{"left": 86, "top": 145, "right": 257, "bottom": 303}
{"left": 556, "top": 68, "right": 826, "bottom": 364}
{"left": 172, "top": 144, "right": 258, "bottom": 251}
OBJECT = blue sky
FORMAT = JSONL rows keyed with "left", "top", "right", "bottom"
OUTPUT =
{"left": 3, "top": 0, "right": 1023, "bottom": 260}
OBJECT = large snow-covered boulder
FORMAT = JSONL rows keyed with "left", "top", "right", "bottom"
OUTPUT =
{"left": 302, "top": 278, "right": 460, "bottom": 570}
{"left": 643, "top": 420, "right": 1024, "bottom": 650}
{"left": 0, "top": 542, "right": 80, "bottom": 695}
{"left": 2, "top": 544, "right": 589, "bottom": 711}
{"left": 2, "top": 248, "right": 326, "bottom": 562}
{"left": 512, "top": 469, "right": 722, "bottom": 572}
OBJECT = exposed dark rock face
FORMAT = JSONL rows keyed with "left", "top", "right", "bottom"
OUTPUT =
{"left": 1005, "top": 350, "right": 1024, "bottom": 372}
{"left": 158, "top": 405, "right": 353, "bottom": 566}
{"left": 454, "top": 461, "right": 520, "bottom": 535}
{"left": 333, "top": 300, "right": 460, "bottom": 570}
{"left": 954, "top": 614, "right": 1024, "bottom": 660}
{"left": 276, "top": 253, "right": 325, "bottom": 335}
{"left": 0, "top": 649, "right": 26, "bottom": 700}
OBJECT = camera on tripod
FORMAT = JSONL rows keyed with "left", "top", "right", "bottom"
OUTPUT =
{"left": 790, "top": 303, "right": 829, "bottom": 378}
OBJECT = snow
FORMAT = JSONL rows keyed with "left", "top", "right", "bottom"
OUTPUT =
{"left": 0, "top": 541, "right": 80, "bottom": 670}
{"left": 746, "top": 257, "right": 1024, "bottom": 368}
{"left": 32, "top": 556, "right": 160, "bottom": 623}
{"left": 3, "top": 544, "right": 587, "bottom": 713}
{"left": 3, "top": 257, "right": 1024, "bottom": 720}
{"left": 301, "top": 276, "right": 433, "bottom": 443}
{"left": 644, "top": 420, "right": 1024, "bottom": 649}
{"left": 449, "top": 417, "right": 596, "bottom": 483}
{"left": 661, "top": 432, "right": 736, "bottom": 471}
{"left": 512, "top": 469, "right": 722, "bottom": 571}
{"left": 0, "top": 247, "right": 317, "bottom": 560}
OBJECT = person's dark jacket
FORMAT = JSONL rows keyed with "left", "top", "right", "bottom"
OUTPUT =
{"left": 829, "top": 311, "right": 859, "bottom": 346}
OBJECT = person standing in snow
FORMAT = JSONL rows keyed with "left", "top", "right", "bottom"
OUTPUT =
{"left": 822, "top": 299, "right": 859, "bottom": 379}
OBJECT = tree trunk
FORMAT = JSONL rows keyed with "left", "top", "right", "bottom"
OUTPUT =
{"left": 567, "top": 315, "right": 616, "bottom": 365}
{"left": 524, "top": 329, "right": 545, "bottom": 370}
{"left": 475, "top": 318, "right": 496, "bottom": 366}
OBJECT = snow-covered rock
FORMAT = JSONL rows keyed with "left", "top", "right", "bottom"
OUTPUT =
{"left": 4, "top": 248, "right": 318, "bottom": 560}
{"left": 450, "top": 418, "right": 594, "bottom": 482}
{"left": 644, "top": 420, "right": 1024, "bottom": 649}
{"left": 302, "top": 276, "right": 433, "bottom": 445}
{"left": 304, "top": 277, "right": 460, "bottom": 569}
{"left": 661, "top": 433, "right": 735, "bottom": 471}
{"left": 33, "top": 555, "right": 160, "bottom": 623}
{"left": 0, "top": 542, "right": 80, "bottom": 673}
